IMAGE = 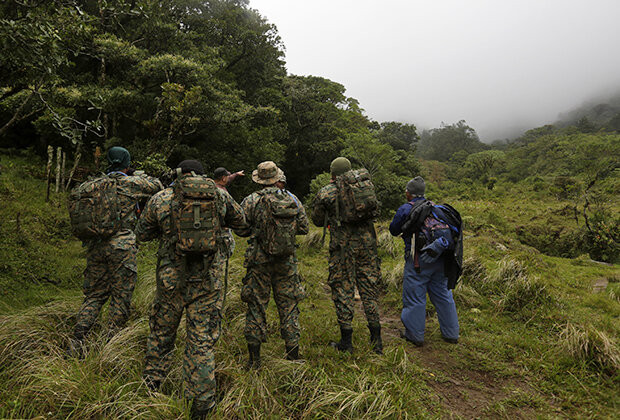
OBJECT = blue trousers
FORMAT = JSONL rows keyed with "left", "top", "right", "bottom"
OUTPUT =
{"left": 401, "top": 255, "right": 459, "bottom": 342}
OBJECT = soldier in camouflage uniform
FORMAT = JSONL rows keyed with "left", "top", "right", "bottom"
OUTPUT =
{"left": 136, "top": 160, "right": 246, "bottom": 419}
{"left": 70, "top": 147, "right": 163, "bottom": 350}
{"left": 311, "top": 157, "right": 383, "bottom": 354}
{"left": 235, "top": 161, "right": 309, "bottom": 367}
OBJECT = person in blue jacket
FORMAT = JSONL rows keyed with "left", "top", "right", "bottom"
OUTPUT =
{"left": 389, "top": 176, "right": 459, "bottom": 346}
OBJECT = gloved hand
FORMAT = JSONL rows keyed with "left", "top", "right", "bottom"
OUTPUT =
{"left": 420, "top": 236, "right": 449, "bottom": 264}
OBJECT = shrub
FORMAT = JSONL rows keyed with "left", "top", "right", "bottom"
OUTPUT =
{"left": 550, "top": 176, "right": 582, "bottom": 200}
{"left": 582, "top": 210, "right": 620, "bottom": 263}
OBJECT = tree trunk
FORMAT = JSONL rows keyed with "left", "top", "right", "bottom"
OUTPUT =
{"left": 61, "top": 151, "right": 66, "bottom": 191}
{"left": 66, "top": 144, "right": 82, "bottom": 190}
{"left": 45, "top": 145, "right": 54, "bottom": 202}
{"left": 55, "top": 147, "right": 62, "bottom": 193}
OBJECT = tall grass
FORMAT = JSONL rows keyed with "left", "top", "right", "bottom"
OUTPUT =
{"left": 376, "top": 227, "right": 399, "bottom": 259}
{"left": 559, "top": 322, "right": 620, "bottom": 375}
{"left": 472, "top": 258, "right": 553, "bottom": 314}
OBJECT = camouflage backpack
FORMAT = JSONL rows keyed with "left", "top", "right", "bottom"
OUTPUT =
{"left": 335, "top": 168, "right": 379, "bottom": 224}
{"left": 171, "top": 174, "right": 221, "bottom": 255}
{"left": 256, "top": 189, "right": 299, "bottom": 257}
{"left": 68, "top": 175, "right": 122, "bottom": 240}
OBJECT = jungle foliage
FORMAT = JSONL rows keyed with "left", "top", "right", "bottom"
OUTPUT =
{"left": 0, "top": 0, "right": 420, "bottom": 198}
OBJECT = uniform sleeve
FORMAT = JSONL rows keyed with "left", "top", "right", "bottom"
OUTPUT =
{"left": 136, "top": 194, "right": 161, "bottom": 242}
{"left": 311, "top": 190, "right": 327, "bottom": 227}
{"left": 221, "top": 190, "right": 247, "bottom": 231}
{"left": 296, "top": 198, "right": 310, "bottom": 235}
{"left": 233, "top": 195, "right": 254, "bottom": 237}
{"left": 135, "top": 175, "right": 164, "bottom": 196}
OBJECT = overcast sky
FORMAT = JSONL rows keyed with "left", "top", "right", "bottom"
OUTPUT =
{"left": 249, "top": 0, "right": 620, "bottom": 141}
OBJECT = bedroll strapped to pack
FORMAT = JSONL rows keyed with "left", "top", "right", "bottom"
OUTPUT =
{"left": 171, "top": 174, "right": 221, "bottom": 255}
{"left": 257, "top": 189, "right": 299, "bottom": 257}
{"left": 434, "top": 203, "right": 463, "bottom": 290}
{"left": 335, "top": 168, "right": 379, "bottom": 224}
{"left": 68, "top": 175, "right": 122, "bottom": 240}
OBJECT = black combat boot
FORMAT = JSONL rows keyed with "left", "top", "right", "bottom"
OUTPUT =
{"left": 144, "top": 376, "right": 161, "bottom": 392}
{"left": 65, "top": 326, "right": 88, "bottom": 359}
{"left": 285, "top": 345, "right": 299, "bottom": 360}
{"left": 329, "top": 326, "right": 353, "bottom": 352}
{"left": 190, "top": 399, "right": 215, "bottom": 420}
{"left": 368, "top": 323, "right": 383, "bottom": 354}
{"left": 247, "top": 343, "right": 261, "bottom": 369}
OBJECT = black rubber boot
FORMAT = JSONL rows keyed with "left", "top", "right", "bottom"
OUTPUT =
{"left": 368, "top": 323, "right": 383, "bottom": 354}
{"left": 329, "top": 326, "right": 353, "bottom": 352}
{"left": 285, "top": 345, "right": 299, "bottom": 360}
{"left": 190, "top": 399, "right": 215, "bottom": 420}
{"left": 247, "top": 343, "right": 261, "bottom": 369}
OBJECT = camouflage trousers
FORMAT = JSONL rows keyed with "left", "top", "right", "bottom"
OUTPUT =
{"left": 74, "top": 240, "right": 137, "bottom": 339}
{"left": 143, "top": 260, "right": 224, "bottom": 404}
{"left": 241, "top": 260, "right": 304, "bottom": 347}
{"left": 328, "top": 245, "right": 381, "bottom": 329}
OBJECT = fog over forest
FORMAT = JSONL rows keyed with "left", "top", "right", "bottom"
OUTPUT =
{"left": 250, "top": 0, "right": 620, "bottom": 142}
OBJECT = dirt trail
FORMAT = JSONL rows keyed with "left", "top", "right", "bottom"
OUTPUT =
{"left": 375, "top": 309, "right": 544, "bottom": 419}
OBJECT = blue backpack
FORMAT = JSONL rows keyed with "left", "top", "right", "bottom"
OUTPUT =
{"left": 402, "top": 200, "right": 463, "bottom": 289}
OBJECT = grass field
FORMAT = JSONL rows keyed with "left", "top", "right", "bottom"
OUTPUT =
{"left": 0, "top": 152, "right": 618, "bottom": 419}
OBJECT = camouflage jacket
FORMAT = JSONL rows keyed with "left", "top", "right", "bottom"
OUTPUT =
{"left": 312, "top": 181, "right": 377, "bottom": 251}
{"left": 85, "top": 172, "right": 163, "bottom": 251}
{"left": 136, "top": 182, "right": 247, "bottom": 288}
{"left": 235, "top": 186, "right": 309, "bottom": 266}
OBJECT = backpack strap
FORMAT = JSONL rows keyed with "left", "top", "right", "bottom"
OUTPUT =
{"left": 334, "top": 187, "right": 341, "bottom": 227}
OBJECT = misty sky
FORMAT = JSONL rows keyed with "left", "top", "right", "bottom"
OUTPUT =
{"left": 250, "top": 0, "right": 620, "bottom": 141}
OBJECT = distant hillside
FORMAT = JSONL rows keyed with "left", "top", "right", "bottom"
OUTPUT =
{"left": 556, "top": 92, "right": 620, "bottom": 129}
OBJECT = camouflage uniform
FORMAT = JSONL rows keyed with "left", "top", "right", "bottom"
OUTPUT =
{"left": 74, "top": 172, "right": 162, "bottom": 339}
{"left": 235, "top": 186, "right": 309, "bottom": 348}
{"left": 312, "top": 181, "right": 381, "bottom": 329}
{"left": 136, "top": 182, "right": 246, "bottom": 406}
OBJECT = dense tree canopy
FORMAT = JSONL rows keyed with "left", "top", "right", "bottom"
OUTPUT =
{"left": 0, "top": 0, "right": 420, "bottom": 199}
{"left": 417, "top": 120, "right": 487, "bottom": 161}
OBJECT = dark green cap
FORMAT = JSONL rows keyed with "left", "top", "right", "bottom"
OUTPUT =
{"left": 107, "top": 146, "right": 131, "bottom": 172}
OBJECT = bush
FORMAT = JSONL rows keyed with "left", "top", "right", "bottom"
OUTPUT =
{"left": 515, "top": 223, "right": 583, "bottom": 259}
{"left": 582, "top": 210, "right": 620, "bottom": 263}
{"left": 550, "top": 176, "right": 582, "bottom": 199}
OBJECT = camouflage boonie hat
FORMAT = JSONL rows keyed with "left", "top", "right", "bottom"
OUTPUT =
{"left": 252, "top": 161, "right": 284, "bottom": 185}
